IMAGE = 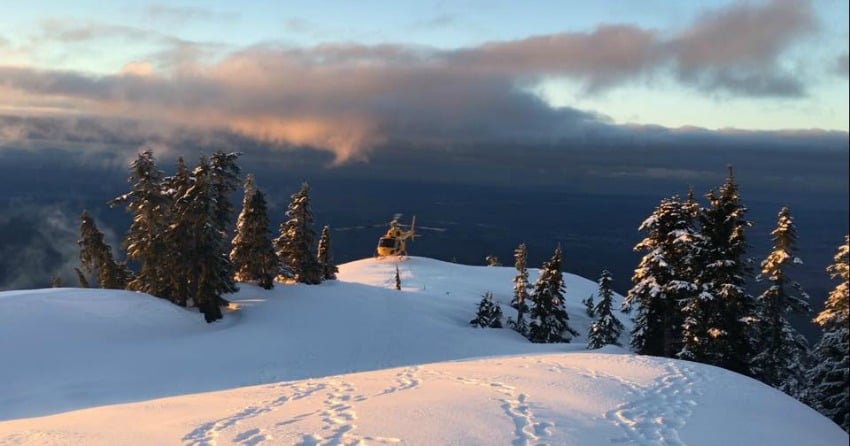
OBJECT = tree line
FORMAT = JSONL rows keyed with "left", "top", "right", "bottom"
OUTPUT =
{"left": 76, "top": 150, "right": 337, "bottom": 322}
{"left": 470, "top": 166, "right": 847, "bottom": 432}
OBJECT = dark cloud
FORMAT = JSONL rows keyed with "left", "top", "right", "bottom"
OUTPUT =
{"left": 0, "top": 0, "right": 827, "bottom": 160}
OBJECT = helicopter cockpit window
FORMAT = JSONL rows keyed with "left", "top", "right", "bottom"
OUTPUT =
{"left": 378, "top": 238, "right": 396, "bottom": 248}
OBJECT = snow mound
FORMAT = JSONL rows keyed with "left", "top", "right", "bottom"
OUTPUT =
{"left": 0, "top": 256, "right": 845, "bottom": 445}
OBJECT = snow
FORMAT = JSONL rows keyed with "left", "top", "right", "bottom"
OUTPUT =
{"left": 0, "top": 256, "right": 846, "bottom": 445}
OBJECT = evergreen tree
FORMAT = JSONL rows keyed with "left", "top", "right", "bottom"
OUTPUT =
{"left": 208, "top": 151, "right": 241, "bottom": 295}
{"left": 751, "top": 207, "right": 810, "bottom": 396}
{"left": 230, "top": 174, "right": 279, "bottom": 289}
{"left": 161, "top": 157, "right": 194, "bottom": 306}
{"left": 511, "top": 243, "right": 530, "bottom": 333}
{"left": 110, "top": 150, "right": 170, "bottom": 298}
{"left": 74, "top": 267, "right": 90, "bottom": 288}
{"left": 528, "top": 245, "right": 578, "bottom": 343}
{"left": 273, "top": 182, "right": 322, "bottom": 284}
{"left": 582, "top": 295, "right": 595, "bottom": 317}
{"left": 78, "top": 210, "right": 131, "bottom": 290}
{"left": 686, "top": 167, "right": 755, "bottom": 375}
{"left": 171, "top": 157, "right": 230, "bottom": 322}
{"left": 394, "top": 265, "right": 401, "bottom": 290}
{"left": 624, "top": 196, "right": 696, "bottom": 357}
{"left": 317, "top": 225, "right": 338, "bottom": 280}
{"left": 470, "top": 291, "right": 503, "bottom": 328}
{"left": 806, "top": 235, "right": 849, "bottom": 432}
{"left": 588, "top": 269, "right": 624, "bottom": 349}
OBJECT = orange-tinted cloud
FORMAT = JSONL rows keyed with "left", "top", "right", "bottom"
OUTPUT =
{"left": 0, "top": 0, "right": 820, "bottom": 161}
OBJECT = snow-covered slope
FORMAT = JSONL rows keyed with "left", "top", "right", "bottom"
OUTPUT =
{"left": 0, "top": 257, "right": 845, "bottom": 445}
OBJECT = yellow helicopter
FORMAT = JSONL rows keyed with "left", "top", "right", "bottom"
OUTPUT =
{"left": 376, "top": 214, "right": 419, "bottom": 257}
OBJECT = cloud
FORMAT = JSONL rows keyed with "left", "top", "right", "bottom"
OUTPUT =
{"left": 143, "top": 5, "right": 237, "bottom": 25}
{"left": 669, "top": 0, "right": 816, "bottom": 96}
{"left": 837, "top": 53, "right": 849, "bottom": 77}
{"left": 0, "top": 0, "right": 825, "bottom": 161}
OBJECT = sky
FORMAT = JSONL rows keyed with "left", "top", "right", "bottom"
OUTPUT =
{"left": 0, "top": 0, "right": 848, "bottom": 161}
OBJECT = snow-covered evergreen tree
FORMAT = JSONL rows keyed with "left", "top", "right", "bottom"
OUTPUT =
{"left": 208, "top": 151, "right": 241, "bottom": 295}
{"left": 110, "top": 150, "right": 170, "bottom": 298}
{"left": 78, "top": 210, "right": 131, "bottom": 290}
{"left": 806, "top": 235, "right": 849, "bottom": 432}
{"left": 394, "top": 266, "right": 401, "bottom": 290}
{"left": 161, "top": 157, "right": 194, "bottom": 306}
{"left": 170, "top": 157, "right": 230, "bottom": 322}
{"left": 470, "top": 291, "right": 503, "bottom": 328}
{"left": 624, "top": 195, "right": 696, "bottom": 357}
{"left": 511, "top": 243, "right": 530, "bottom": 333}
{"left": 582, "top": 295, "right": 595, "bottom": 317}
{"left": 317, "top": 226, "right": 338, "bottom": 280}
{"left": 274, "top": 182, "right": 322, "bottom": 284}
{"left": 528, "top": 245, "right": 578, "bottom": 343}
{"left": 751, "top": 207, "right": 810, "bottom": 397}
{"left": 588, "top": 270, "right": 624, "bottom": 349}
{"left": 686, "top": 167, "right": 755, "bottom": 375}
{"left": 230, "top": 174, "right": 279, "bottom": 289}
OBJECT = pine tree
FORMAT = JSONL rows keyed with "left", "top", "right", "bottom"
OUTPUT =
{"left": 230, "top": 174, "right": 280, "bottom": 289}
{"left": 624, "top": 195, "right": 696, "bottom": 357}
{"left": 588, "top": 269, "right": 624, "bottom": 349}
{"left": 273, "top": 182, "right": 322, "bottom": 284}
{"left": 161, "top": 157, "right": 194, "bottom": 306}
{"left": 751, "top": 207, "right": 811, "bottom": 397}
{"left": 470, "top": 291, "right": 503, "bottom": 328}
{"left": 74, "top": 267, "right": 90, "bottom": 288}
{"left": 806, "top": 235, "right": 849, "bottom": 432}
{"left": 528, "top": 245, "right": 578, "bottom": 343}
{"left": 686, "top": 167, "right": 755, "bottom": 375}
{"left": 582, "top": 295, "right": 595, "bottom": 317}
{"left": 394, "top": 266, "right": 401, "bottom": 290}
{"left": 511, "top": 243, "right": 530, "bottom": 333}
{"left": 317, "top": 225, "right": 338, "bottom": 280}
{"left": 110, "top": 150, "right": 170, "bottom": 298}
{"left": 171, "top": 157, "right": 230, "bottom": 322}
{"left": 78, "top": 210, "right": 131, "bottom": 290}
{"left": 208, "top": 151, "right": 241, "bottom": 296}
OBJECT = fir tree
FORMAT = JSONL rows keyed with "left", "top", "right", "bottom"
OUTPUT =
{"left": 470, "top": 291, "right": 503, "bottom": 328}
{"left": 78, "top": 210, "right": 131, "bottom": 290}
{"left": 582, "top": 295, "right": 595, "bottom": 317}
{"left": 74, "top": 267, "right": 90, "bottom": 288}
{"left": 511, "top": 243, "right": 531, "bottom": 333}
{"left": 806, "top": 235, "right": 849, "bottom": 432}
{"left": 274, "top": 182, "right": 322, "bottom": 284}
{"left": 171, "top": 157, "right": 230, "bottom": 322}
{"left": 230, "top": 174, "right": 279, "bottom": 289}
{"left": 161, "top": 157, "right": 194, "bottom": 306}
{"left": 110, "top": 150, "right": 170, "bottom": 298}
{"left": 208, "top": 151, "right": 241, "bottom": 295}
{"left": 317, "top": 225, "right": 338, "bottom": 280}
{"left": 624, "top": 195, "right": 696, "bottom": 357}
{"left": 394, "top": 265, "right": 401, "bottom": 290}
{"left": 751, "top": 207, "right": 811, "bottom": 397}
{"left": 528, "top": 245, "right": 578, "bottom": 343}
{"left": 588, "top": 269, "right": 624, "bottom": 349}
{"left": 686, "top": 167, "right": 755, "bottom": 375}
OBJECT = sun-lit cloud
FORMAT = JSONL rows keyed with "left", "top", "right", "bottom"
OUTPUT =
{"left": 0, "top": 0, "right": 839, "bottom": 162}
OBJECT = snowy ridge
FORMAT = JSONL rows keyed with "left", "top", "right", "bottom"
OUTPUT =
{"left": 0, "top": 257, "right": 846, "bottom": 445}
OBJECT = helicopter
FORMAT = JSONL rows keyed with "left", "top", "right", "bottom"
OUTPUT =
{"left": 376, "top": 214, "right": 419, "bottom": 257}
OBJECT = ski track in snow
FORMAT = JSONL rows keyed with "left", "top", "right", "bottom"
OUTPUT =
{"left": 450, "top": 374, "right": 554, "bottom": 446}
{"left": 605, "top": 362, "right": 704, "bottom": 446}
